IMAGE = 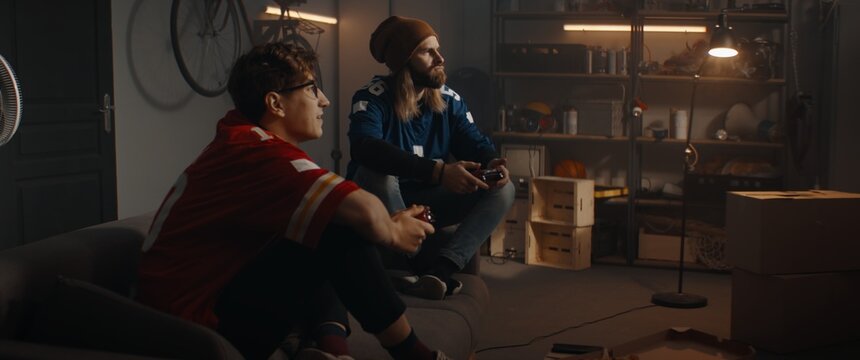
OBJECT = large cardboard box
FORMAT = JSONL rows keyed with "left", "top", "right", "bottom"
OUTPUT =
{"left": 637, "top": 228, "right": 697, "bottom": 263}
{"left": 726, "top": 190, "right": 860, "bottom": 274}
{"left": 731, "top": 268, "right": 860, "bottom": 353}
{"left": 526, "top": 221, "right": 591, "bottom": 271}
{"left": 530, "top": 176, "right": 594, "bottom": 226}
{"left": 563, "top": 327, "right": 755, "bottom": 359}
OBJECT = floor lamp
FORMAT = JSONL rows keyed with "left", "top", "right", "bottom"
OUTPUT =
{"left": 651, "top": 10, "right": 738, "bottom": 309}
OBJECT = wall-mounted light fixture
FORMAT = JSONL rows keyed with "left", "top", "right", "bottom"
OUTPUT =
{"left": 264, "top": 6, "right": 338, "bottom": 25}
{"left": 563, "top": 24, "right": 707, "bottom": 33}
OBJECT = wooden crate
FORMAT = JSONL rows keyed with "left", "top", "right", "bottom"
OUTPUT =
{"left": 530, "top": 176, "right": 594, "bottom": 226}
{"left": 526, "top": 221, "right": 591, "bottom": 271}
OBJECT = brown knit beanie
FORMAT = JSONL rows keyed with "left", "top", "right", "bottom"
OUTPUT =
{"left": 370, "top": 16, "right": 438, "bottom": 72}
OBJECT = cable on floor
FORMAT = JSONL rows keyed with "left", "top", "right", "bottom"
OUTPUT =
{"left": 475, "top": 304, "right": 658, "bottom": 354}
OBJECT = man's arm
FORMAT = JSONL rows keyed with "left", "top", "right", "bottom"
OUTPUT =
{"left": 332, "top": 188, "right": 434, "bottom": 253}
{"left": 350, "top": 137, "right": 437, "bottom": 182}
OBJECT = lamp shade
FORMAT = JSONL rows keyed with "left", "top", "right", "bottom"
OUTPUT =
{"left": 708, "top": 12, "right": 738, "bottom": 58}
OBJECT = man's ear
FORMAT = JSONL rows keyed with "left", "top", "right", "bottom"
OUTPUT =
{"left": 264, "top": 91, "right": 286, "bottom": 117}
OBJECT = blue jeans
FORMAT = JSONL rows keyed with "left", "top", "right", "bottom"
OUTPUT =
{"left": 352, "top": 166, "right": 515, "bottom": 269}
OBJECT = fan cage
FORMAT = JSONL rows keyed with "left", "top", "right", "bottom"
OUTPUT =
{"left": 0, "top": 53, "right": 22, "bottom": 147}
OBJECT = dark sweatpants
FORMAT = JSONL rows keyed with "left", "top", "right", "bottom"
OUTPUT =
{"left": 214, "top": 224, "right": 406, "bottom": 359}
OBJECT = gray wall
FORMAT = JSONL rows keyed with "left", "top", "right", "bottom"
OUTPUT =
{"left": 110, "top": 0, "right": 851, "bottom": 219}
{"left": 111, "top": 0, "right": 490, "bottom": 218}
{"left": 828, "top": 1, "right": 860, "bottom": 192}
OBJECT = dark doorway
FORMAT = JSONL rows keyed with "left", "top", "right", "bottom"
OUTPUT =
{"left": 0, "top": 0, "right": 116, "bottom": 249}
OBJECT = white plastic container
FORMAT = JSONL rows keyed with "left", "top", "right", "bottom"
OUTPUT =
{"left": 563, "top": 107, "right": 578, "bottom": 135}
{"left": 672, "top": 109, "right": 688, "bottom": 140}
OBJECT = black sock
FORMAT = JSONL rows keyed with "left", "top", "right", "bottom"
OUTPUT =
{"left": 427, "top": 256, "right": 459, "bottom": 283}
{"left": 385, "top": 329, "right": 434, "bottom": 360}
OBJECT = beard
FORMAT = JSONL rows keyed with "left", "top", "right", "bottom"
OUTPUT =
{"left": 411, "top": 65, "right": 447, "bottom": 89}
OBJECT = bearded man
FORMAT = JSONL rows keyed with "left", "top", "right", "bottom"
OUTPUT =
{"left": 347, "top": 16, "right": 515, "bottom": 301}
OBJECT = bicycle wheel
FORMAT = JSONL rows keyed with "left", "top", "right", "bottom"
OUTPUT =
{"left": 171, "top": 0, "right": 241, "bottom": 97}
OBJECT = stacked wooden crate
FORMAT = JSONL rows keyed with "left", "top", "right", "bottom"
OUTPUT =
{"left": 525, "top": 176, "right": 594, "bottom": 270}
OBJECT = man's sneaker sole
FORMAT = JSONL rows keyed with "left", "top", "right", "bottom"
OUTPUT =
{"left": 401, "top": 274, "right": 447, "bottom": 300}
{"left": 445, "top": 278, "right": 463, "bottom": 296}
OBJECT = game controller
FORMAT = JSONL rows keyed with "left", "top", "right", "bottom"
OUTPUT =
{"left": 414, "top": 206, "right": 435, "bottom": 223}
{"left": 472, "top": 168, "right": 505, "bottom": 184}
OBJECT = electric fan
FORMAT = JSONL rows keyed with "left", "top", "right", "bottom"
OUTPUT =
{"left": 0, "top": 53, "right": 22, "bottom": 147}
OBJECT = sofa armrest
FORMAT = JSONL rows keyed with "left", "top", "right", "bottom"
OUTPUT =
{"left": 24, "top": 277, "right": 243, "bottom": 360}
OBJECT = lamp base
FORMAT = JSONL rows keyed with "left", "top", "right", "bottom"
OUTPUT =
{"left": 651, "top": 292, "right": 708, "bottom": 308}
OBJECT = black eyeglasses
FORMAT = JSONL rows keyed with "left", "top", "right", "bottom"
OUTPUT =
{"left": 276, "top": 81, "right": 319, "bottom": 98}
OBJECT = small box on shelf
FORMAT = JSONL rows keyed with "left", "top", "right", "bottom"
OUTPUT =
{"left": 526, "top": 221, "right": 591, "bottom": 271}
{"left": 530, "top": 176, "right": 594, "bottom": 226}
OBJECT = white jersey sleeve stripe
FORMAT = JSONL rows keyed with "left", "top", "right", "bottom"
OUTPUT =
{"left": 285, "top": 172, "right": 344, "bottom": 243}
{"left": 291, "top": 159, "right": 320, "bottom": 172}
{"left": 142, "top": 173, "right": 188, "bottom": 252}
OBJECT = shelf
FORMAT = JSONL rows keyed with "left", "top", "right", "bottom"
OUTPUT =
{"left": 605, "top": 197, "right": 682, "bottom": 207}
{"left": 593, "top": 254, "right": 727, "bottom": 273}
{"left": 639, "top": 74, "right": 786, "bottom": 86}
{"left": 638, "top": 10, "right": 788, "bottom": 23}
{"left": 495, "top": 72, "right": 629, "bottom": 81}
{"left": 636, "top": 137, "right": 784, "bottom": 148}
{"left": 494, "top": 11, "right": 627, "bottom": 20}
{"left": 493, "top": 131, "right": 628, "bottom": 142}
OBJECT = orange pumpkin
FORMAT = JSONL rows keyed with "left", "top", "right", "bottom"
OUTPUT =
{"left": 554, "top": 159, "right": 587, "bottom": 179}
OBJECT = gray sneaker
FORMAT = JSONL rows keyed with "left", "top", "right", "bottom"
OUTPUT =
{"left": 397, "top": 274, "right": 447, "bottom": 300}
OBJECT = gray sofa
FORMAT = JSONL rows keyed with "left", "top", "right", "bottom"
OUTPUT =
{"left": 0, "top": 213, "right": 488, "bottom": 360}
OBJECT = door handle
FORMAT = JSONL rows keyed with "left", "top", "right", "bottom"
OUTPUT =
{"left": 99, "top": 93, "right": 114, "bottom": 133}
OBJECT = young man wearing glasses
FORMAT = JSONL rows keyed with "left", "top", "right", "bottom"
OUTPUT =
{"left": 137, "top": 43, "right": 450, "bottom": 360}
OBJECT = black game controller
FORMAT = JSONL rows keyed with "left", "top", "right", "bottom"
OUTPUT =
{"left": 414, "top": 206, "right": 435, "bottom": 223}
{"left": 472, "top": 168, "right": 505, "bottom": 184}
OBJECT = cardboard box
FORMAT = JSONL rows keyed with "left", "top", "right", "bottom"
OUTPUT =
{"left": 526, "top": 221, "right": 591, "bottom": 270}
{"left": 501, "top": 144, "right": 547, "bottom": 198}
{"left": 530, "top": 176, "right": 594, "bottom": 226}
{"left": 572, "top": 100, "right": 623, "bottom": 137}
{"left": 638, "top": 228, "right": 697, "bottom": 263}
{"left": 490, "top": 198, "right": 528, "bottom": 258}
{"left": 731, "top": 268, "right": 860, "bottom": 353}
{"left": 563, "top": 327, "right": 755, "bottom": 359}
{"left": 726, "top": 190, "right": 860, "bottom": 274}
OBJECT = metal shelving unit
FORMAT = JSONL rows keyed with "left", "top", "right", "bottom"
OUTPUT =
{"left": 490, "top": 0, "right": 789, "bottom": 269}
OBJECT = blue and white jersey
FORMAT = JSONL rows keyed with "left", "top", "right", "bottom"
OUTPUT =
{"left": 347, "top": 75, "right": 496, "bottom": 181}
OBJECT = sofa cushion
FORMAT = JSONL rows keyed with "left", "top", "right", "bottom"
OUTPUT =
{"left": 25, "top": 276, "right": 242, "bottom": 360}
{"left": 347, "top": 272, "right": 489, "bottom": 360}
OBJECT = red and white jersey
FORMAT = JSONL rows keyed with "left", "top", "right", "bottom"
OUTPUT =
{"left": 137, "top": 110, "right": 359, "bottom": 329}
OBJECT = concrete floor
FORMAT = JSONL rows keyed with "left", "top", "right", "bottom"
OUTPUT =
{"left": 473, "top": 257, "right": 860, "bottom": 360}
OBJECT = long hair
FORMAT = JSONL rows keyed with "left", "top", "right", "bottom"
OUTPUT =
{"left": 392, "top": 66, "right": 446, "bottom": 122}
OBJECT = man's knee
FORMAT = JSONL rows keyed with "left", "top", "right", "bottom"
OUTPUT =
{"left": 487, "top": 181, "right": 516, "bottom": 209}
{"left": 351, "top": 166, "right": 404, "bottom": 213}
